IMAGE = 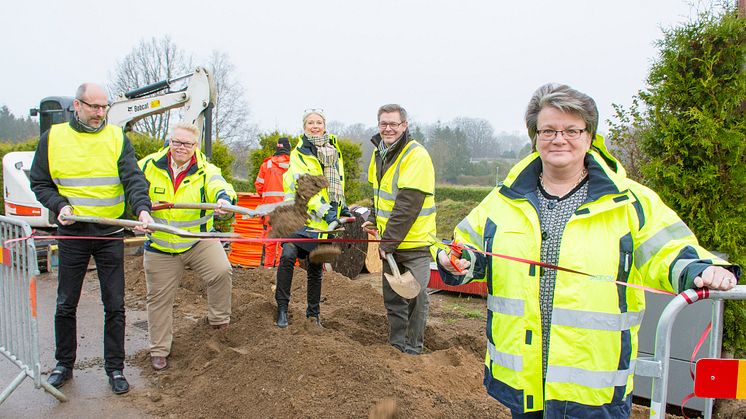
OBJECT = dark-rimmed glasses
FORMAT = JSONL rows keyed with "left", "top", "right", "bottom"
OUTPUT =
{"left": 171, "top": 139, "right": 197, "bottom": 148}
{"left": 537, "top": 128, "right": 587, "bottom": 141}
{"left": 77, "top": 98, "right": 110, "bottom": 112}
{"left": 378, "top": 121, "right": 405, "bottom": 129}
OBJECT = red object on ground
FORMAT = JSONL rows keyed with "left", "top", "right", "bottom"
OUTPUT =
{"left": 428, "top": 264, "right": 487, "bottom": 296}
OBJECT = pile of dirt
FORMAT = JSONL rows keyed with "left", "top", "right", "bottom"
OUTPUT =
{"left": 123, "top": 256, "right": 503, "bottom": 418}
{"left": 269, "top": 175, "right": 327, "bottom": 238}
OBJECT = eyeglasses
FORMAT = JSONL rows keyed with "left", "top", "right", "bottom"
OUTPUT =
{"left": 170, "top": 139, "right": 197, "bottom": 148}
{"left": 77, "top": 98, "right": 110, "bottom": 112}
{"left": 304, "top": 108, "right": 324, "bottom": 114}
{"left": 378, "top": 121, "right": 405, "bottom": 129}
{"left": 537, "top": 128, "right": 587, "bottom": 141}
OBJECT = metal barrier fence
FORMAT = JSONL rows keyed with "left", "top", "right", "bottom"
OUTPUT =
{"left": 636, "top": 285, "right": 746, "bottom": 418}
{"left": 0, "top": 215, "right": 66, "bottom": 404}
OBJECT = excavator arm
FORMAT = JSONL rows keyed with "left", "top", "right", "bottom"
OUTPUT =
{"left": 108, "top": 66, "right": 217, "bottom": 151}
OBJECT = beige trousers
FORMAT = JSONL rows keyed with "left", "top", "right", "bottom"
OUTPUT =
{"left": 144, "top": 240, "right": 232, "bottom": 356}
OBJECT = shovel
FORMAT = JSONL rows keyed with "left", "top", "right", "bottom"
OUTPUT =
{"left": 307, "top": 217, "right": 358, "bottom": 265}
{"left": 365, "top": 227, "right": 421, "bottom": 299}
{"left": 60, "top": 215, "right": 240, "bottom": 238}
{"left": 151, "top": 200, "right": 293, "bottom": 219}
{"left": 306, "top": 216, "right": 358, "bottom": 235}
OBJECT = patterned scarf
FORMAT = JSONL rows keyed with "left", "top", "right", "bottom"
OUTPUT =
{"left": 376, "top": 135, "right": 403, "bottom": 162}
{"left": 74, "top": 112, "right": 107, "bottom": 134}
{"left": 307, "top": 134, "right": 344, "bottom": 203}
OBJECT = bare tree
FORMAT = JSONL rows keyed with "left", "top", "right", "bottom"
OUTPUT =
{"left": 206, "top": 50, "right": 253, "bottom": 144}
{"left": 108, "top": 36, "right": 192, "bottom": 140}
{"left": 451, "top": 117, "right": 498, "bottom": 158}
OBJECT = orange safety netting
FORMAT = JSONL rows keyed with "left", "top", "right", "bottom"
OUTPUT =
{"left": 228, "top": 193, "right": 264, "bottom": 267}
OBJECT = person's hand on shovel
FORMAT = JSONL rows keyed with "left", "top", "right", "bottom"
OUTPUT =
{"left": 361, "top": 221, "right": 386, "bottom": 259}
{"left": 57, "top": 205, "right": 75, "bottom": 225}
{"left": 214, "top": 198, "right": 232, "bottom": 216}
{"left": 135, "top": 210, "right": 154, "bottom": 233}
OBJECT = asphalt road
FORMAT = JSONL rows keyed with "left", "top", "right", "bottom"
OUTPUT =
{"left": 0, "top": 270, "right": 152, "bottom": 419}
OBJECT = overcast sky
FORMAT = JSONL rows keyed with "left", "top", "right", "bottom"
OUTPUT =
{"left": 1, "top": 0, "right": 707, "bottom": 138}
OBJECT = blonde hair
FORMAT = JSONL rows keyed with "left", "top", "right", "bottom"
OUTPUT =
{"left": 172, "top": 121, "right": 200, "bottom": 142}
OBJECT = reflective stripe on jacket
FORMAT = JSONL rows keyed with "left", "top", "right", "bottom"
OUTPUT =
{"left": 48, "top": 123, "right": 125, "bottom": 218}
{"left": 441, "top": 142, "right": 729, "bottom": 415}
{"left": 367, "top": 140, "right": 436, "bottom": 250}
{"left": 282, "top": 134, "right": 345, "bottom": 233}
{"left": 139, "top": 148, "right": 237, "bottom": 253}
{"left": 256, "top": 154, "right": 290, "bottom": 205}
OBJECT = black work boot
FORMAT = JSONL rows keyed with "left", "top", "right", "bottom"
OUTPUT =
{"left": 276, "top": 307, "right": 288, "bottom": 328}
{"left": 47, "top": 365, "right": 73, "bottom": 388}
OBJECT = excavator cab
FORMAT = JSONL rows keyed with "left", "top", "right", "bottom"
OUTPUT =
{"left": 29, "top": 96, "right": 75, "bottom": 135}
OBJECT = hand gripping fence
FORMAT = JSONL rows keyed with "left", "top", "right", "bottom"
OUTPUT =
{"left": 0, "top": 215, "right": 67, "bottom": 404}
{"left": 635, "top": 285, "right": 746, "bottom": 418}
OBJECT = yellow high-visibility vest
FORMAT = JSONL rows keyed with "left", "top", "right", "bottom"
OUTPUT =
{"left": 48, "top": 123, "right": 125, "bottom": 218}
{"left": 368, "top": 140, "right": 436, "bottom": 249}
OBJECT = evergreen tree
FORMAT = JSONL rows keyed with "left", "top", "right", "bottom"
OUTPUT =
{"left": 613, "top": 6, "right": 746, "bottom": 354}
{"left": 0, "top": 105, "right": 38, "bottom": 142}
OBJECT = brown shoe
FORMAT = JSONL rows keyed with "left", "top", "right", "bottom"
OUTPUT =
{"left": 212, "top": 323, "right": 229, "bottom": 330}
{"left": 151, "top": 356, "right": 168, "bottom": 371}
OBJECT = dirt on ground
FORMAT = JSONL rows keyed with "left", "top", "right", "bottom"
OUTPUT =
{"left": 123, "top": 256, "right": 500, "bottom": 418}
{"left": 114, "top": 253, "right": 710, "bottom": 419}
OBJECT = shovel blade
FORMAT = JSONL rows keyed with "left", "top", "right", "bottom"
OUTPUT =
{"left": 384, "top": 271, "right": 421, "bottom": 299}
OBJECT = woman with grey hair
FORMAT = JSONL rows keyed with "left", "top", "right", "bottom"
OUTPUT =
{"left": 437, "top": 83, "right": 739, "bottom": 418}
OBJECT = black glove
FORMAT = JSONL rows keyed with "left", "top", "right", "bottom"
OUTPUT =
{"left": 340, "top": 205, "right": 352, "bottom": 218}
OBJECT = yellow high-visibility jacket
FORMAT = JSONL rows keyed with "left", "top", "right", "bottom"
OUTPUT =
{"left": 438, "top": 137, "right": 734, "bottom": 416}
{"left": 139, "top": 148, "right": 236, "bottom": 253}
{"left": 283, "top": 135, "right": 345, "bottom": 234}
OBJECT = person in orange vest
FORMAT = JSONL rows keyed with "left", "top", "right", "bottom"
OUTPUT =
{"left": 255, "top": 137, "right": 291, "bottom": 267}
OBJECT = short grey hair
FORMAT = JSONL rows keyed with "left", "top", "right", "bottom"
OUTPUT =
{"left": 172, "top": 121, "right": 200, "bottom": 142}
{"left": 525, "top": 83, "right": 598, "bottom": 150}
{"left": 377, "top": 104, "right": 407, "bottom": 122}
{"left": 75, "top": 83, "right": 106, "bottom": 100}
{"left": 75, "top": 84, "right": 88, "bottom": 100}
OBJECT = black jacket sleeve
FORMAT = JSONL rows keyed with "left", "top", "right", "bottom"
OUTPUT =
{"left": 30, "top": 130, "right": 70, "bottom": 214}
{"left": 379, "top": 188, "right": 427, "bottom": 253}
{"left": 119, "top": 133, "right": 151, "bottom": 216}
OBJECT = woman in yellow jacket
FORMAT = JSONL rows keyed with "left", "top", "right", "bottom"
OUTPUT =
{"left": 274, "top": 109, "right": 350, "bottom": 328}
{"left": 437, "top": 83, "right": 740, "bottom": 418}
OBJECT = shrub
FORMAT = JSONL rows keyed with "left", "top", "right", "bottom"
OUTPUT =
{"left": 435, "top": 185, "right": 492, "bottom": 203}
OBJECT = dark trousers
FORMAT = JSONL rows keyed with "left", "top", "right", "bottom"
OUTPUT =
{"left": 275, "top": 243, "right": 323, "bottom": 317}
{"left": 55, "top": 236, "right": 125, "bottom": 374}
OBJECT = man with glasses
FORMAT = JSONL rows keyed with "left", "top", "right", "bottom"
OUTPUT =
{"left": 138, "top": 121, "right": 236, "bottom": 371}
{"left": 361, "top": 104, "right": 437, "bottom": 355}
{"left": 30, "top": 82, "right": 153, "bottom": 394}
